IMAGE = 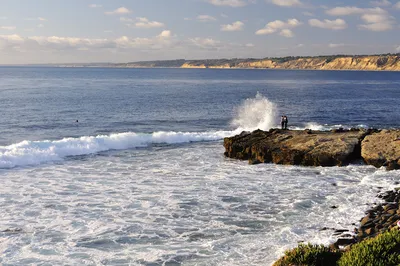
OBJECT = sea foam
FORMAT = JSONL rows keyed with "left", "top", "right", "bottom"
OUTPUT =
{"left": 0, "top": 130, "right": 239, "bottom": 169}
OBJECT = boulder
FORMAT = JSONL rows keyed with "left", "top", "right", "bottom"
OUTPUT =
{"left": 361, "top": 130, "right": 400, "bottom": 170}
{"left": 224, "top": 129, "right": 369, "bottom": 167}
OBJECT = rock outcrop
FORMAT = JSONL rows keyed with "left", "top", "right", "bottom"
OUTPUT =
{"left": 224, "top": 129, "right": 400, "bottom": 169}
{"left": 362, "top": 130, "right": 400, "bottom": 170}
{"left": 224, "top": 129, "right": 369, "bottom": 167}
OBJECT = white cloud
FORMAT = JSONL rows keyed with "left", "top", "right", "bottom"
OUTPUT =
{"left": 326, "top": 6, "right": 395, "bottom": 31}
{"left": 358, "top": 14, "right": 395, "bottom": 31}
{"left": 0, "top": 30, "right": 176, "bottom": 53}
{"left": 246, "top": 43, "right": 254, "bottom": 47}
{"left": 326, "top": 6, "right": 386, "bottom": 16}
{"left": 303, "top": 11, "right": 314, "bottom": 16}
{"left": 38, "top": 24, "right": 44, "bottom": 28}
{"left": 38, "top": 17, "right": 47, "bottom": 21}
{"left": 105, "top": 7, "right": 131, "bottom": 15}
{"left": 135, "top": 17, "right": 164, "bottom": 28}
{"left": 121, "top": 17, "right": 165, "bottom": 29}
{"left": 279, "top": 29, "right": 294, "bottom": 37}
{"left": 207, "top": 0, "right": 249, "bottom": 7}
{"left": 158, "top": 30, "right": 171, "bottom": 38}
{"left": 221, "top": 21, "right": 244, "bottom": 31}
{"left": 0, "top": 26, "right": 16, "bottom": 30}
{"left": 197, "top": 15, "right": 217, "bottom": 22}
{"left": 89, "top": 4, "right": 102, "bottom": 8}
{"left": 308, "top": 19, "right": 347, "bottom": 30}
{"left": 268, "top": 0, "right": 303, "bottom": 7}
{"left": 396, "top": 45, "right": 400, "bottom": 52}
{"left": 370, "top": 0, "right": 391, "bottom": 6}
{"left": 359, "top": 12, "right": 395, "bottom": 31}
{"left": 361, "top": 13, "right": 390, "bottom": 23}
{"left": 395, "top": 2, "right": 400, "bottom": 8}
{"left": 0, "top": 34, "right": 24, "bottom": 43}
{"left": 189, "top": 37, "right": 222, "bottom": 49}
{"left": 256, "top": 18, "right": 302, "bottom": 36}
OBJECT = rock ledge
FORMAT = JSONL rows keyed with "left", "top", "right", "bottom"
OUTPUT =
{"left": 224, "top": 128, "right": 400, "bottom": 169}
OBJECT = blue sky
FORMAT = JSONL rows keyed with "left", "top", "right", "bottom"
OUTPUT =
{"left": 0, "top": 0, "right": 399, "bottom": 64}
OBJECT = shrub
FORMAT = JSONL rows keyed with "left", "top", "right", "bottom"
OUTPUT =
{"left": 273, "top": 243, "right": 341, "bottom": 266}
{"left": 338, "top": 229, "right": 400, "bottom": 266}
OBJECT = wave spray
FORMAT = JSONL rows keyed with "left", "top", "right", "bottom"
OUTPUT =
{"left": 231, "top": 92, "right": 277, "bottom": 131}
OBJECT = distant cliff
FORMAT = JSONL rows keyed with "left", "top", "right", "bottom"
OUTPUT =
{"left": 115, "top": 54, "right": 400, "bottom": 71}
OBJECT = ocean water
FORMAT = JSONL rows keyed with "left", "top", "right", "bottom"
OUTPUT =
{"left": 0, "top": 67, "right": 399, "bottom": 265}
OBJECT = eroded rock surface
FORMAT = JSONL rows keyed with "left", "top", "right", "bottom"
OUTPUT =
{"left": 224, "top": 129, "right": 370, "bottom": 167}
{"left": 362, "top": 130, "right": 400, "bottom": 170}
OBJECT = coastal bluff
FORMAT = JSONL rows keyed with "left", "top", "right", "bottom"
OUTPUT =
{"left": 224, "top": 129, "right": 400, "bottom": 170}
{"left": 112, "top": 54, "right": 400, "bottom": 71}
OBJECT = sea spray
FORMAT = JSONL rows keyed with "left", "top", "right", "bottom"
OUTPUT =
{"left": 231, "top": 92, "right": 277, "bottom": 131}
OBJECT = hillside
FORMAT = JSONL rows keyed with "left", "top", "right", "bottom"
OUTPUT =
{"left": 113, "top": 54, "right": 400, "bottom": 71}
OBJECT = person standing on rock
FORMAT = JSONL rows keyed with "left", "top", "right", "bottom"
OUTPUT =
{"left": 284, "top": 116, "right": 288, "bottom": 130}
{"left": 281, "top": 116, "right": 285, "bottom": 129}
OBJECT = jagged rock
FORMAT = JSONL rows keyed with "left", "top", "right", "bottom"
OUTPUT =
{"left": 334, "top": 237, "right": 356, "bottom": 248}
{"left": 361, "top": 130, "right": 400, "bottom": 170}
{"left": 224, "top": 129, "right": 368, "bottom": 167}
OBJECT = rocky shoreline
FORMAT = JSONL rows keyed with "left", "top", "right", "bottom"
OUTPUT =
{"left": 223, "top": 128, "right": 400, "bottom": 262}
{"left": 328, "top": 187, "right": 400, "bottom": 251}
{"left": 224, "top": 128, "right": 400, "bottom": 170}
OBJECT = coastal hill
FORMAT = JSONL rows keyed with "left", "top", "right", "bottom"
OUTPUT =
{"left": 112, "top": 54, "right": 400, "bottom": 71}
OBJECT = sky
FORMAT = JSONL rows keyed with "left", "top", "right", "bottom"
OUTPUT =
{"left": 0, "top": 0, "right": 399, "bottom": 64}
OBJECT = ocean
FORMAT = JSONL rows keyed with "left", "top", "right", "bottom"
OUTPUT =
{"left": 0, "top": 67, "right": 399, "bottom": 265}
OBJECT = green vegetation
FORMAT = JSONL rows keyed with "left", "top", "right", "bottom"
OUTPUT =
{"left": 274, "top": 229, "right": 400, "bottom": 266}
{"left": 273, "top": 243, "right": 341, "bottom": 266}
{"left": 338, "top": 229, "right": 400, "bottom": 266}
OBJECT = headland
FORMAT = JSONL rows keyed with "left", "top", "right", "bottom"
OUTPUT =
{"left": 66, "top": 54, "right": 400, "bottom": 71}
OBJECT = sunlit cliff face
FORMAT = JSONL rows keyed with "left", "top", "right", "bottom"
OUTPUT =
{"left": 179, "top": 55, "right": 400, "bottom": 70}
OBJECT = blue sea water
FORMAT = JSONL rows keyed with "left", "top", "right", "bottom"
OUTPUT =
{"left": 0, "top": 67, "right": 399, "bottom": 265}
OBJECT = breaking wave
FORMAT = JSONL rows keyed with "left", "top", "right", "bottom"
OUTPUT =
{"left": 231, "top": 92, "right": 277, "bottom": 131}
{"left": 0, "top": 130, "right": 240, "bottom": 169}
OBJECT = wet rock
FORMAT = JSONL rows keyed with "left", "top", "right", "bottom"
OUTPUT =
{"left": 355, "top": 188, "right": 400, "bottom": 242}
{"left": 334, "top": 238, "right": 356, "bottom": 248}
{"left": 320, "top": 227, "right": 334, "bottom": 231}
{"left": 361, "top": 130, "right": 400, "bottom": 170}
{"left": 365, "top": 228, "right": 375, "bottom": 236}
{"left": 333, "top": 229, "right": 349, "bottom": 236}
{"left": 2, "top": 228, "right": 23, "bottom": 234}
{"left": 224, "top": 129, "right": 369, "bottom": 167}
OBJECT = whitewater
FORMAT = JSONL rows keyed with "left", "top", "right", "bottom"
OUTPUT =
{"left": 0, "top": 92, "right": 338, "bottom": 169}
{"left": 0, "top": 67, "right": 399, "bottom": 265}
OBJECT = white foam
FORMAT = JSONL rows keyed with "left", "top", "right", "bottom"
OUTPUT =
{"left": 231, "top": 92, "right": 277, "bottom": 131}
{"left": 0, "top": 130, "right": 239, "bottom": 169}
